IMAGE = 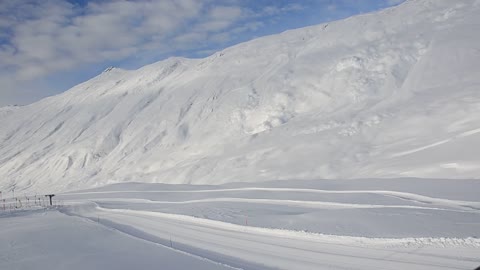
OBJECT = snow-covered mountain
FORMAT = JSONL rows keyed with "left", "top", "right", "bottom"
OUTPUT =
{"left": 1, "top": 0, "right": 480, "bottom": 192}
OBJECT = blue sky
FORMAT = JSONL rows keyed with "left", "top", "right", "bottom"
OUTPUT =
{"left": 0, "top": 0, "right": 404, "bottom": 106}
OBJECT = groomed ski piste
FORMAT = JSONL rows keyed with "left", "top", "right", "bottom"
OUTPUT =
{"left": 1, "top": 178, "right": 479, "bottom": 269}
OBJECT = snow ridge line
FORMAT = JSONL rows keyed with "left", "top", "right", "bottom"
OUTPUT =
{"left": 62, "top": 187, "right": 480, "bottom": 211}
{"left": 92, "top": 197, "right": 476, "bottom": 213}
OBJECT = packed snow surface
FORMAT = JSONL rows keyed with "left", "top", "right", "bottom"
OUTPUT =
{"left": 1, "top": 179, "right": 479, "bottom": 269}
{"left": 0, "top": 210, "right": 232, "bottom": 270}
{"left": 1, "top": 0, "right": 480, "bottom": 192}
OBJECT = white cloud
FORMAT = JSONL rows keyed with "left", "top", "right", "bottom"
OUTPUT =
{"left": 262, "top": 3, "right": 304, "bottom": 16}
{"left": 209, "top": 6, "right": 244, "bottom": 20}
{"left": 327, "top": 4, "right": 337, "bottom": 12}
{"left": 387, "top": 0, "right": 405, "bottom": 5}
{"left": 0, "top": 0, "right": 306, "bottom": 106}
{"left": 1, "top": 0, "right": 207, "bottom": 82}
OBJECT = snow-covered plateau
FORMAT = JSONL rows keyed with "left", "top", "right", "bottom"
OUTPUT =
{"left": 1, "top": 0, "right": 480, "bottom": 269}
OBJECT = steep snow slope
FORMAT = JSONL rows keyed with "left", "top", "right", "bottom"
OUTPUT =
{"left": 0, "top": 105, "right": 20, "bottom": 119}
{"left": 1, "top": 0, "right": 480, "bottom": 192}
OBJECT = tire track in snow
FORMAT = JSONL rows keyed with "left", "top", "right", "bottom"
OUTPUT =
{"left": 58, "top": 207, "right": 247, "bottom": 270}
{"left": 66, "top": 205, "right": 480, "bottom": 270}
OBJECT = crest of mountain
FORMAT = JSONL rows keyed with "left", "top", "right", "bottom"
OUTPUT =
{"left": 1, "top": 0, "right": 480, "bottom": 192}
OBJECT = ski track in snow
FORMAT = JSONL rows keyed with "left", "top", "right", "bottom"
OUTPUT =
{"left": 390, "top": 139, "right": 452, "bottom": 157}
{"left": 62, "top": 187, "right": 480, "bottom": 211}
{"left": 391, "top": 127, "right": 480, "bottom": 158}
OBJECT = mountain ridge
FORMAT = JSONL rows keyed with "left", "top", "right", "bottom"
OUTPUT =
{"left": 1, "top": 0, "right": 480, "bottom": 192}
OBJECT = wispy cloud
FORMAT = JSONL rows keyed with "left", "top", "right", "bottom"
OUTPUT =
{"left": 387, "top": 0, "right": 406, "bottom": 5}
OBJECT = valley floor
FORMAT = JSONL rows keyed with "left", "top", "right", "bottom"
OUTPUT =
{"left": 1, "top": 178, "right": 479, "bottom": 269}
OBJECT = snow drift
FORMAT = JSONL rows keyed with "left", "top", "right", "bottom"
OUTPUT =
{"left": 1, "top": 0, "right": 480, "bottom": 192}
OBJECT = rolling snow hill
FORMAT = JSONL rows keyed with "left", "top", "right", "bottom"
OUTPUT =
{"left": 1, "top": 0, "right": 480, "bottom": 192}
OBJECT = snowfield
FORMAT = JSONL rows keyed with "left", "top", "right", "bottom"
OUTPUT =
{"left": 2, "top": 179, "right": 479, "bottom": 270}
{"left": 1, "top": 0, "right": 480, "bottom": 269}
